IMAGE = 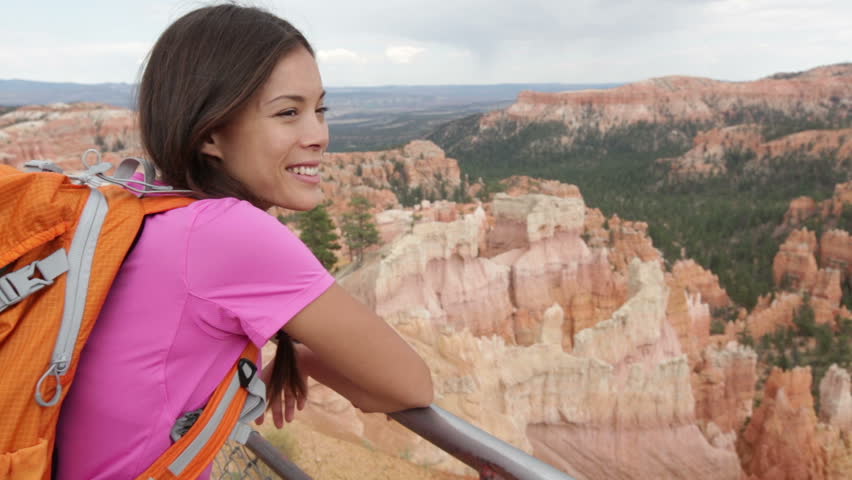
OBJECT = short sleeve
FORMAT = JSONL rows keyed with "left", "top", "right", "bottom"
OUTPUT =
{"left": 184, "top": 198, "right": 335, "bottom": 346}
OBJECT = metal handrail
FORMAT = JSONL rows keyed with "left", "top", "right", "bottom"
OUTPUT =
{"left": 239, "top": 404, "right": 575, "bottom": 480}
{"left": 390, "top": 405, "right": 573, "bottom": 480}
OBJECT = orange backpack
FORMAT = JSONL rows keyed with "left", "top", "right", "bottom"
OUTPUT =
{"left": 0, "top": 152, "right": 266, "bottom": 480}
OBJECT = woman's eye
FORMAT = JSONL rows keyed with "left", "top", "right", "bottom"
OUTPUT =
{"left": 276, "top": 109, "right": 298, "bottom": 117}
{"left": 316, "top": 106, "right": 329, "bottom": 115}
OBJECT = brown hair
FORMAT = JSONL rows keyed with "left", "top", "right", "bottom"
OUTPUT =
{"left": 138, "top": 4, "right": 309, "bottom": 405}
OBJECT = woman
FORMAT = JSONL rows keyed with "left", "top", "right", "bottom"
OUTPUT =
{"left": 55, "top": 4, "right": 433, "bottom": 478}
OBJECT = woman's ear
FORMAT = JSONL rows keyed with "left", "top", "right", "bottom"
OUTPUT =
{"left": 200, "top": 132, "right": 224, "bottom": 159}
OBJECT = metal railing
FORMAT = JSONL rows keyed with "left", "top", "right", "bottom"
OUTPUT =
{"left": 215, "top": 404, "right": 575, "bottom": 480}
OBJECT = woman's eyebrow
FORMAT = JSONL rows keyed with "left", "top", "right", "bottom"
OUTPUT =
{"left": 264, "top": 90, "right": 327, "bottom": 106}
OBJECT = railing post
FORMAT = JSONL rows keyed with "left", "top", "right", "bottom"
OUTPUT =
{"left": 244, "top": 430, "right": 313, "bottom": 479}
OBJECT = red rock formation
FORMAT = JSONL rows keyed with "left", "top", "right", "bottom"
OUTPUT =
{"left": 483, "top": 64, "right": 852, "bottom": 135}
{"left": 664, "top": 127, "right": 852, "bottom": 180}
{"left": 812, "top": 269, "right": 844, "bottom": 325}
{"left": 498, "top": 175, "right": 582, "bottom": 198}
{"left": 825, "top": 181, "right": 852, "bottom": 219}
{"left": 665, "top": 284, "right": 712, "bottom": 361}
{"left": 761, "top": 129, "right": 852, "bottom": 163}
{"left": 661, "top": 125, "right": 763, "bottom": 178}
{"left": 817, "top": 370, "right": 852, "bottom": 480}
{"left": 738, "top": 367, "right": 828, "bottom": 480}
{"left": 785, "top": 196, "right": 820, "bottom": 226}
{"left": 670, "top": 259, "right": 733, "bottom": 310}
{"left": 482, "top": 193, "right": 630, "bottom": 347}
{"left": 606, "top": 214, "right": 662, "bottom": 272}
{"left": 820, "top": 230, "right": 852, "bottom": 280}
{"left": 782, "top": 181, "right": 852, "bottom": 230}
{"left": 818, "top": 428, "right": 852, "bottom": 480}
{"left": 819, "top": 365, "right": 852, "bottom": 433}
{"left": 531, "top": 261, "right": 742, "bottom": 479}
{"left": 773, "top": 229, "right": 820, "bottom": 291}
{"left": 691, "top": 342, "right": 757, "bottom": 442}
{"left": 321, "top": 139, "right": 463, "bottom": 216}
{"left": 726, "top": 293, "right": 803, "bottom": 342}
{"left": 582, "top": 207, "right": 609, "bottom": 249}
{"left": 767, "top": 224, "right": 851, "bottom": 325}
{"left": 0, "top": 103, "right": 138, "bottom": 171}
{"left": 373, "top": 201, "right": 464, "bottom": 247}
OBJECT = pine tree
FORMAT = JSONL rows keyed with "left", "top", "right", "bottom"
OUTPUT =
{"left": 341, "top": 195, "right": 380, "bottom": 264}
{"left": 295, "top": 202, "right": 341, "bottom": 271}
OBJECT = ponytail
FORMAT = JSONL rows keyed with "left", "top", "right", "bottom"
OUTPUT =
{"left": 267, "top": 331, "right": 307, "bottom": 404}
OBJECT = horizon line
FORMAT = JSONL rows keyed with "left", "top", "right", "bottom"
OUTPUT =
{"left": 0, "top": 77, "right": 625, "bottom": 89}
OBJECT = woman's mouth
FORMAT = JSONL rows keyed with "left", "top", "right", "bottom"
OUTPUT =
{"left": 285, "top": 165, "right": 321, "bottom": 184}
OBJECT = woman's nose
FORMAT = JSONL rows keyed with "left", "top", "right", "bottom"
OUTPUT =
{"left": 301, "top": 114, "right": 329, "bottom": 150}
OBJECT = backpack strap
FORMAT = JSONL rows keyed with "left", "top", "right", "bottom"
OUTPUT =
{"left": 103, "top": 155, "right": 196, "bottom": 197}
{"left": 35, "top": 187, "right": 110, "bottom": 407}
{"left": 140, "top": 196, "right": 197, "bottom": 216}
{"left": 136, "top": 342, "right": 267, "bottom": 480}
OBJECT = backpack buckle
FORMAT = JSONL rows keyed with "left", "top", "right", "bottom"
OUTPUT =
{"left": 0, "top": 250, "right": 69, "bottom": 313}
{"left": 237, "top": 359, "right": 258, "bottom": 388}
{"left": 0, "top": 263, "right": 41, "bottom": 312}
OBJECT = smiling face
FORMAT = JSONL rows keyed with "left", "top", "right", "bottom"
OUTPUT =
{"left": 202, "top": 46, "right": 329, "bottom": 211}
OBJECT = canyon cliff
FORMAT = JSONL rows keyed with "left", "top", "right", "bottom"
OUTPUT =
{"left": 299, "top": 188, "right": 746, "bottom": 479}
{"left": 290, "top": 169, "right": 852, "bottom": 479}
{"left": 492, "top": 64, "right": 851, "bottom": 135}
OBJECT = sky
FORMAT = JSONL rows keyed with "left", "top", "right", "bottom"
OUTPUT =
{"left": 1, "top": 0, "right": 850, "bottom": 87}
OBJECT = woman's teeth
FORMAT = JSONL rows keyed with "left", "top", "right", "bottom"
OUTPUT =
{"left": 287, "top": 166, "right": 319, "bottom": 176}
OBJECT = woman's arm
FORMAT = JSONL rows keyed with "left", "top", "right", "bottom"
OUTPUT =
{"left": 282, "top": 283, "right": 434, "bottom": 413}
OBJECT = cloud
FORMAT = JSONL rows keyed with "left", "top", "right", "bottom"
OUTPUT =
{"left": 385, "top": 46, "right": 426, "bottom": 64}
{"left": 0, "top": 42, "right": 152, "bottom": 83}
{"left": 317, "top": 48, "right": 367, "bottom": 64}
{"left": 2, "top": 0, "right": 850, "bottom": 85}
{"left": 345, "top": 1, "right": 704, "bottom": 62}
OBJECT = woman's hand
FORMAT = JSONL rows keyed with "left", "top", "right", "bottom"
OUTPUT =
{"left": 255, "top": 357, "right": 308, "bottom": 428}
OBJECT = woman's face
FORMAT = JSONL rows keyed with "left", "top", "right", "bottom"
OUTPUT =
{"left": 203, "top": 46, "right": 329, "bottom": 211}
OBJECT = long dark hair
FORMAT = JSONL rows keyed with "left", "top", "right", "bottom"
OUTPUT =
{"left": 138, "top": 4, "right": 309, "bottom": 404}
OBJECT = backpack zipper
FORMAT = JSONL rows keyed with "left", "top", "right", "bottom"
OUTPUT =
{"left": 35, "top": 187, "right": 109, "bottom": 406}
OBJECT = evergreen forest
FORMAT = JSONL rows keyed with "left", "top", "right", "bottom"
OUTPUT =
{"left": 428, "top": 114, "right": 852, "bottom": 311}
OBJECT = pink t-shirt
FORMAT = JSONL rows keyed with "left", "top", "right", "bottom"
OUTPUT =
{"left": 56, "top": 197, "right": 335, "bottom": 479}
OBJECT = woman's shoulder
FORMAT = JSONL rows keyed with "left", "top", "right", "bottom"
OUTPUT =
{"left": 181, "top": 196, "right": 333, "bottom": 333}
{"left": 182, "top": 197, "right": 294, "bottom": 235}
{"left": 188, "top": 196, "right": 265, "bottom": 223}
{"left": 182, "top": 197, "right": 308, "bottom": 265}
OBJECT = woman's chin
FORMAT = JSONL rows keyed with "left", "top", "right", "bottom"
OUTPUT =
{"left": 274, "top": 192, "right": 324, "bottom": 211}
